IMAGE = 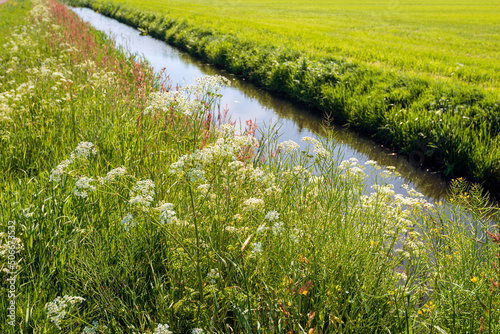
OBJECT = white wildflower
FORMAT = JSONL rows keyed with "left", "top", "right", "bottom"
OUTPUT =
{"left": 104, "top": 166, "right": 126, "bottom": 182}
{"left": 197, "top": 184, "right": 211, "bottom": 195}
{"left": 73, "top": 176, "right": 95, "bottom": 198}
{"left": 293, "top": 165, "right": 310, "bottom": 177}
{"left": 313, "top": 143, "right": 331, "bottom": 158}
{"left": 243, "top": 197, "right": 264, "bottom": 212}
{"left": 0, "top": 233, "right": 24, "bottom": 266}
{"left": 207, "top": 268, "right": 219, "bottom": 285}
{"left": 265, "top": 210, "right": 280, "bottom": 222}
{"left": 157, "top": 202, "right": 177, "bottom": 225}
{"left": 272, "top": 222, "right": 284, "bottom": 236}
{"left": 45, "top": 295, "right": 85, "bottom": 330}
{"left": 350, "top": 167, "right": 364, "bottom": 174}
{"left": 395, "top": 271, "right": 407, "bottom": 281}
{"left": 154, "top": 323, "right": 173, "bottom": 334}
{"left": 251, "top": 242, "right": 262, "bottom": 255}
{"left": 169, "top": 157, "right": 186, "bottom": 175}
{"left": 290, "top": 228, "right": 303, "bottom": 244}
{"left": 278, "top": 140, "right": 299, "bottom": 153}
{"left": 120, "top": 213, "right": 135, "bottom": 230}
{"left": 82, "top": 321, "right": 107, "bottom": 334}
{"left": 301, "top": 136, "right": 319, "bottom": 145}
{"left": 257, "top": 224, "right": 269, "bottom": 234}
{"left": 82, "top": 324, "right": 97, "bottom": 334}
{"left": 228, "top": 160, "right": 245, "bottom": 170}
{"left": 187, "top": 168, "right": 205, "bottom": 183}
{"left": 49, "top": 159, "right": 71, "bottom": 182}
{"left": 129, "top": 179, "right": 155, "bottom": 207}
{"left": 70, "top": 142, "right": 97, "bottom": 160}
{"left": 192, "top": 328, "right": 204, "bottom": 334}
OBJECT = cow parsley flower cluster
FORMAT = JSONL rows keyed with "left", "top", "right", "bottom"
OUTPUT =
{"left": 145, "top": 90, "right": 203, "bottom": 116}
{"left": 197, "top": 184, "right": 211, "bottom": 195}
{"left": 104, "top": 166, "right": 126, "bottom": 182}
{"left": 265, "top": 210, "right": 280, "bottom": 221}
{"left": 207, "top": 268, "right": 220, "bottom": 285}
{"left": 49, "top": 142, "right": 98, "bottom": 183}
{"left": 70, "top": 142, "right": 98, "bottom": 160}
{"left": 30, "top": 0, "right": 52, "bottom": 23}
{"left": 252, "top": 242, "right": 263, "bottom": 255}
{"left": 73, "top": 176, "right": 96, "bottom": 198}
{"left": 145, "top": 75, "right": 230, "bottom": 117}
{"left": 183, "top": 75, "right": 231, "bottom": 98}
{"left": 157, "top": 202, "right": 177, "bottom": 225}
{"left": 49, "top": 159, "right": 72, "bottom": 182}
{"left": 0, "top": 232, "right": 24, "bottom": 273}
{"left": 81, "top": 321, "right": 107, "bottom": 334}
{"left": 129, "top": 179, "right": 155, "bottom": 207}
{"left": 192, "top": 328, "right": 204, "bottom": 334}
{"left": 278, "top": 140, "right": 300, "bottom": 153}
{"left": 120, "top": 213, "right": 136, "bottom": 230}
{"left": 243, "top": 197, "right": 264, "bottom": 212}
{"left": 272, "top": 221, "right": 284, "bottom": 236}
{"left": 153, "top": 323, "right": 173, "bottom": 334}
{"left": 169, "top": 127, "right": 258, "bottom": 184}
{"left": 45, "top": 295, "right": 85, "bottom": 330}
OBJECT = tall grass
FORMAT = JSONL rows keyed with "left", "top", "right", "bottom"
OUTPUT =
{"left": 63, "top": 0, "right": 500, "bottom": 195}
{"left": 1, "top": 0, "right": 500, "bottom": 333}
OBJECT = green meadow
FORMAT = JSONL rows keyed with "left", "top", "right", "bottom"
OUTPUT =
{"left": 101, "top": 0, "right": 500, "bottom": 90}
{"left": 1, "top": 0, "right": 500, "bottom": 333}
{"left": 65, "top": 0, "right": 500, "bottom": 194}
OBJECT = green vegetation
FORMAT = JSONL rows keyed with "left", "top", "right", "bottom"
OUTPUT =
{"left": 2, "top": 0, "right": 500, "bottom": 333}
{"left": 64, "top": 0, "right": 500, "bottom": 194}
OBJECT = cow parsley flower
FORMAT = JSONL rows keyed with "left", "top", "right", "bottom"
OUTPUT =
{"left": 120, "top": 213, "right": 135, "bottom": 230}
{"left": 197, "top": 184, "right": 211, "bottom": 195}
{"left": 192, "top": 328, "right": 204, "bottom": 334}
{"left": 154, "top": 323, "right": 172, "bottom": 334}
{"left": 187, "top": 168, "right": 205, "bottom": 183}
{"left": 316, "top": 145, "right": 331, "bottom": 159}
{"left": 252, "top": 242, "right": 262, "bottom": 255}
{"left": 82, "top": 321, "right": 107, "bottom": 334}
{"left": 257, "top": 224, "right": 269, "bottom": 235}
{"left": 301, "top": 136, "right": 320, "bottom": 145}
{"left": 49, "top": 159, "right": 72, "bottom": 182}
{"left": 157, "top": 202, "right": 177, "bottom": 225}
{"left": 272, "top": 222, "right": 284, "bottom": 236}
{"left": 265, "top": 210, "right": 280, "bottom": 221}
{"left": 290, "top": 228, "right": 303, "bottom": 244}
{"left": 46, "top": 295, "right": 85, "bottom": 330}
{"left": 129, "top": 179, "right": 155, "bottom": 207}
{"left": 70, "top": 142, "right": 97, "bottom": 160}
{"left": 207, "top": 268, "right": 219, "bottom": 285}
{"left": 73, "top": 176, "right": 96, "bottom": 198}
{"left": 278, "top": 140, "right": 299, "bottom": 153}
{"left": 104, "top": 166, "right": 126, "bottom": 182}
{"left": 243, "top": 198, "right": 264, "bottom": 212}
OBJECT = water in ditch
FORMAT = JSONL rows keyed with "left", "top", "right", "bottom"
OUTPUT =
{"left": 72, "top": 7, "right": 450, "bottom": 201}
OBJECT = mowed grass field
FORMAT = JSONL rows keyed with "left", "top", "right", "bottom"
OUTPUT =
{"left": 108, "top": 0, "right": 500, "bottom": 91}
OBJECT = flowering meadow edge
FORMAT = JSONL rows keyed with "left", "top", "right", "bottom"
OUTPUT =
{"left": 63, "top": 0, "right": 500, "bottom": 196}
{"left": 2, "top": 0, "right": 500, "bottom": 331}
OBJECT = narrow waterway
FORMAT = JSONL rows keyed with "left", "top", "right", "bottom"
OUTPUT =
{"left": 72, "top": 7, "right": 450, "bottom": 200}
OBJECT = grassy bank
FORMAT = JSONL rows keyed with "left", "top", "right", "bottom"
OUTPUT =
{"left": 63, "top": 0, "right": 500, "bottom": 195}
{"left": 1, "top": 0, "right": 500, "bottom": 332}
